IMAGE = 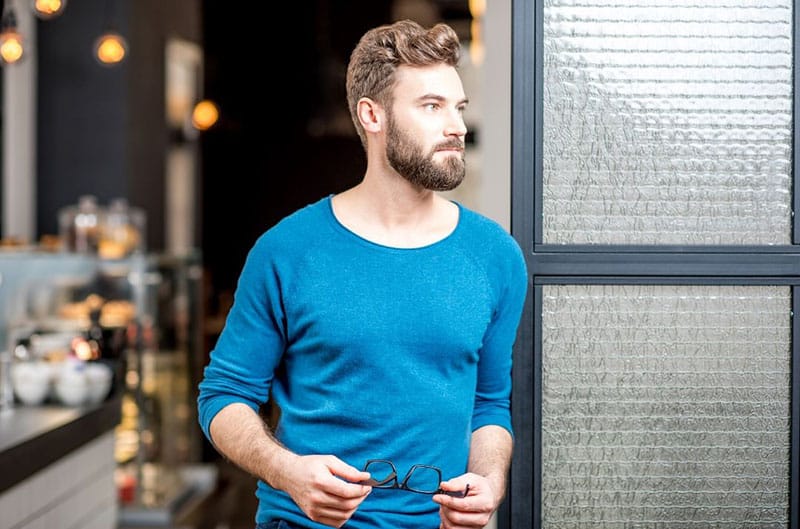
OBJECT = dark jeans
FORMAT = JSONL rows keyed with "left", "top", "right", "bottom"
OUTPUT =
{"left": 256, "top": 521, "right": 304, "bottom": 529}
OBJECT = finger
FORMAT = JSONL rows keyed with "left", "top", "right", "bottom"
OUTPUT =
{"left": 326, "top": 457, "right": 372, "bottom": 483}
{"left": 433, "top": 482, "right": 471, "bottom": 506}
{"left": 318, "top": 489, "right": 370, "bottom": 512}
{"left": 323, "top": 480, "right": 372, "bottom": 501}
{"left": 439, "top": 507, "right": 490, "bottom": 529}
{"left": 303, "top": 497, "right": 361, "bottom": 526}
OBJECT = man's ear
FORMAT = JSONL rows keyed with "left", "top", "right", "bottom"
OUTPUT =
{"left": 357, "top": 97, "right": 384, "bottom": 134}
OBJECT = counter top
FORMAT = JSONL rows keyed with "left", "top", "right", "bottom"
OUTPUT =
{"left": 0, "top": 396, "right": 121, "bottom": 494}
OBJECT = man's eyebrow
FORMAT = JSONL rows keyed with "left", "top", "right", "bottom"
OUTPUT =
{"left": 416, "top": 94, "right": 470, "bottom": 106}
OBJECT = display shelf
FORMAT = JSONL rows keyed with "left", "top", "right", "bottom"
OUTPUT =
{"left": 0, "top": 250, "right": 207, "bottom": 527}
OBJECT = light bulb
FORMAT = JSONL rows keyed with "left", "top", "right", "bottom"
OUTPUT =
{"left": 468, "top": 0, "right": 486, "bottom": 18}
{"left": 191, "top": 100, "right": 219, "bottom": 131}
{"left": 469, "top": 18, "right": 484, "bottom": 66}
{"left": 94, "top": 31, "right": 127, "bottom": 66}
{"left": 0, "top": 4, "right": 24, "bottom": 65}
{"left": 0, "top": 29, "right": 24, "bottom": 64}
{"left": 31, "top": 0, "right": 67, "bottom": 19}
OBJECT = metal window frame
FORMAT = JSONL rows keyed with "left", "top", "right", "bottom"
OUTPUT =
{"left": 505, "top": 0, "right": 800, "bottom": 527}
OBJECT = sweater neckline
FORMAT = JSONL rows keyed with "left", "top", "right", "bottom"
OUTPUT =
{"left": 323, "top": 194, "right": 463, "bottom": 251}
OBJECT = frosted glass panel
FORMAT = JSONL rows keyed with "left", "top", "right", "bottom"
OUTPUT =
{"left": 542, "top": 1, "right": 793, "bottom": 244}
{"left": 541, "top": 284, "right": 791, "bottom": 528}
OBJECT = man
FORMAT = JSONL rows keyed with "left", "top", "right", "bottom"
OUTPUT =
{"left": 197, "top": 19, "right": 528, "bottom": 529}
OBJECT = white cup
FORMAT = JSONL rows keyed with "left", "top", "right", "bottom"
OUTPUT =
{"left": 11, "top": 362, "right": 52, "bottom": 406}
{"left": 53, "top": 361, "right": 89, "bottom": 406}
{"left": 84, "top": 363, "right": 113, "bottom": 404}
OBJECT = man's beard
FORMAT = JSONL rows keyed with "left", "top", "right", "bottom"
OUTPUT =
{"left": 386, "top": 115, "right": 465, "bottom": 191}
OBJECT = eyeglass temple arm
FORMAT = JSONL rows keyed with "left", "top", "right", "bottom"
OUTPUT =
{"left": 438, "top": 483, "right": 470, "bottom": 498}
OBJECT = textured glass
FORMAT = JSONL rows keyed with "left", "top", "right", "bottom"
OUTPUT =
{"left": 542, "top": 1, "right": 793, "bottom": 244}
{"left": 541, "top": 284, "right": 791, "bottom": 528}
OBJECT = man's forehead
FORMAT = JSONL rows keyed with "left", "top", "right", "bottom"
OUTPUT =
{"left": 393, "top": 64, "right": 466, "bottom": 100}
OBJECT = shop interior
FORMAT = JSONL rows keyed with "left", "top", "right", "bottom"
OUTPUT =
{"left": 0, "top": 1, "right": 500, "bottom": 528}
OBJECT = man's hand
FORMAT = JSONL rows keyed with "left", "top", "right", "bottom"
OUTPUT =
{"left": 209, "top": 405, "right": 373, "bottom": 527}
{"left": 279, "top": 454, "right": 372, "bottom": 528}
{"left": 433, "top": 472, "right": 498, "bottom": 529}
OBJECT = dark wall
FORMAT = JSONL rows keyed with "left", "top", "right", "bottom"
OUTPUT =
{"left": 200, "top": 1, "right": 391, "bottom": 297}
{"left": 36, "top": 0, "right": 202, "bottom": 249}
{"left": 34, "top": 0, "right": 417, "bottom": 302}
{"left": 36, "top": 0, "right": 129, "bottom": 236}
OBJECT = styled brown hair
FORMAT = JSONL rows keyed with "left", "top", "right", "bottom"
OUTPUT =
{"left": 345, "top": 19, "right": 461, "bottom": 148}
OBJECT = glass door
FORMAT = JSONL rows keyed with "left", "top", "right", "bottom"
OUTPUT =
{"left": 508, "top": 1, "right": 799, "bottom": 527}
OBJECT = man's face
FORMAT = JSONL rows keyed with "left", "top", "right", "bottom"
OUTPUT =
{"left": 385, "top": 64, "right": 468, "bottom": 191}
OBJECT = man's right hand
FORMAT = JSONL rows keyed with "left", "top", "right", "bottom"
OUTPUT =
{"left": 278, "top": 454, "right": 372, "bottom": 528}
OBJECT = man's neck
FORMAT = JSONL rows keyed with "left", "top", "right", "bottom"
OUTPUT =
{"left": 331, "top": 176, "right": 459, "bottom": 248}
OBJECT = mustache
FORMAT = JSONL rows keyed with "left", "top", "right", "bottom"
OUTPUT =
{"left": 435, "top": 139, "right": 465, "bottom": 151}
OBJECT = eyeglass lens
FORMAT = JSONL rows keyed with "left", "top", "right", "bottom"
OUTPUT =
{"left": 363, "top": 460, "right": 397, "bottom": 488}
{"left": 403, "top": 464, "right": 441, "bottom": 494}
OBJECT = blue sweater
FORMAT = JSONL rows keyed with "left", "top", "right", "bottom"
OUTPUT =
{"left": 197, "top": 196, "right": 528, "bottom": 528}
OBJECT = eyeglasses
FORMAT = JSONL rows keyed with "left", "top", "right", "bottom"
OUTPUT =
{"left": 359, "top": 459, "right": 470, "bottom": 498}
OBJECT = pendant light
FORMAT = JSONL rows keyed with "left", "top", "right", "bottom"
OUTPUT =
{"left": 468, "top": 0, "right": 485, "bottom": 66}
{"left": 0, "top": 0, "right": 24, "bottom": 65}
{"left": 191, "top": 100, "right": 219, "bottom": 131}
{"left": 94, "top": 0, "right": 127, "bottom": 66}
{"left": 94, "top": 30, "right": 127, "bottom": 65}
{"left": 31, "top": 0, "right": 67, "bottom": 20}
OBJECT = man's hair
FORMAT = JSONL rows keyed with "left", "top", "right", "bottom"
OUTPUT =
{"left": 345, "top": 19, "right": 461, "bottom": 148}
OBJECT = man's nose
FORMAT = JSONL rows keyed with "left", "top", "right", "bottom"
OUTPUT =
{"left": 444, "top": 111, "right": 467, "bottom": 137}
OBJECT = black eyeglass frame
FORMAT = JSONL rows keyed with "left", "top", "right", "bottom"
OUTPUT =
{"left": 359, "top": 459, "right": 470, "bottom": 498}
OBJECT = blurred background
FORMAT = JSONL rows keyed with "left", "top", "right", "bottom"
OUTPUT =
{"left": 0, "top": 1, "right": 512, "bottom": 528}
{"left": 0, "top": 0, "right": 510, "bottom": 331}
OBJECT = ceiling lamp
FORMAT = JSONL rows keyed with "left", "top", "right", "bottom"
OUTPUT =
{"left": 0, "top": 0, "right": 24, "bottom": 65}
{"left": 468, "top": 0, "right": 486, "bottom": 66}
{"left": 31, "top": 0, "right": 67, "bottom": 20}
{"left": 94, "top": 30, "right": 127, "bottom": 66}
{"left": 94, "top": 0, "right": 127, "bottom": 66}
{"left": 191, "top": 100, "right": 219, "bottom": 131}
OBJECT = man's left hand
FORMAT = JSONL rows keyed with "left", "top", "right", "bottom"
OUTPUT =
{"left": 433, "top": 472, "right": 498, "bottom": 529}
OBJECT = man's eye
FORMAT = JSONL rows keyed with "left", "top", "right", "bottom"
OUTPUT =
{"left": 425, "top": 103, "right": 439, "bottom": 111}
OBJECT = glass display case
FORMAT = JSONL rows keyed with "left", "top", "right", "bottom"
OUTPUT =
{"left": 0, "top": 249, "right": 210, "bottom": 526}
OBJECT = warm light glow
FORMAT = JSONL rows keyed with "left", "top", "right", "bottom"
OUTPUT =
{"left": 94, "top": 31, "right": 127, "bottom": 65}
{"left": 469, "top": 18, "right": 484, "bottom": 66}
{"left": 72, "top": 337, "right": 94, "bottom": 360}
{"left": 0, "top": 30, "right": 23, "bottom": 64}
{"left": 191, "top": 100, "right": 219, "bottom": 131}
{"left": 468, "top": 0, "right": 486, "bottom": 18}
{"left": 32, "top": 0, "right": 67, "bottom": 19}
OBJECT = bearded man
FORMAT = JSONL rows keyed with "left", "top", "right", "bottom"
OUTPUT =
{"left": 198, "top": 19, "right": 528, "bottom": 529}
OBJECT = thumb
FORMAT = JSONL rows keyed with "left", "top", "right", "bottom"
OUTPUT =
{"left": 438, "top": 478, "right": 471, "bottom": 498}
{"left": 326, "top": 457, "right": 371, "bottom": 483}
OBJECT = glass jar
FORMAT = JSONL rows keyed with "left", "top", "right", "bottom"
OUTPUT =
{"left": 58, "top": 195, "right": 102, "bottom": 253}
{"left": 98, "top": 198, "right": 146, "bottom": 259}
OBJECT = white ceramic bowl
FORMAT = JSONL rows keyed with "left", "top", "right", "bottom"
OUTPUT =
{"left": 54, "top": 379, "right": 88, "bottom": 406}
{"left": 84, "top": 363, "right": 113, "bottom": 404}
{"left": 11, "top": 362, "right": 52, "bottom": 406}
{"left": 53, "top": 362, "right": 89, "bottom": 406}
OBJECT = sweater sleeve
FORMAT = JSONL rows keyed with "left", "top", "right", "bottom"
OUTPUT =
{"left": 471, "top": 236, "right": 529, "bottom": 436}
{"left": 197, "top": 233, "right": 288, "bottom": 443}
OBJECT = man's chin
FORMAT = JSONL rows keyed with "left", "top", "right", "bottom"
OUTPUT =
{"left": 429, "top": 174, "right": 465, "bottom": 192}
